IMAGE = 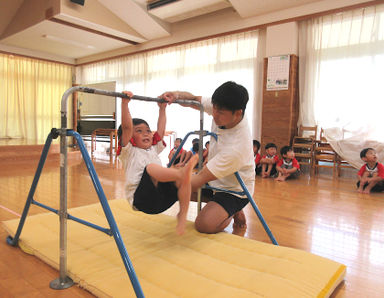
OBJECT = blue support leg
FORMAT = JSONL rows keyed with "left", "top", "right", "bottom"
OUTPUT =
{"left": 7, "top": 129, "right": 59, "bottom": 246}
{"left": 234, "top": 172, "right": 278, "bottom": 245}
{"left": 68, "top": 130, "right": 144, "bottom": 298}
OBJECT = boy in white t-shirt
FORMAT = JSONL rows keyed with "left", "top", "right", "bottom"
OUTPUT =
{"left": 118, "top": 92, "right": 198, "bottom": 235}
{"left": 161, "top": 81, "right": 255, "bottom": 234}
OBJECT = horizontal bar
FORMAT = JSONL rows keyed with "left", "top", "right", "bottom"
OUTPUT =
{"left": 32, "top": 200, "right": 59, "bottom": 214}
{"left": 61, "top": 86, "right": 202, "bottom": 114}
{"left": 67, "top": 214, "right": 112, "bottom": 236}
{"left": 32, "top": 199, "right": 111, "bottom": 236}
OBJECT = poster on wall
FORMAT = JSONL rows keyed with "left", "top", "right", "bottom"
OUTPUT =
{"left": 266, "top": 55, "right": 290, "bottom": 91}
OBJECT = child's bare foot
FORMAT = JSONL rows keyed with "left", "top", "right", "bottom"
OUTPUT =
{"left": 176, "top": 154, "right": 198, "bottom": 235}
{"left": 362, "top": 189, "right": 370, "bottom": 194}
{"left": 262, "top": 173, "right": 268, "bottom": 178}
{"left": 233, "top": 210, "right": 247, "bottom": 229}
{"left": 275, "top": 176, "right": 284, "bottom": 182}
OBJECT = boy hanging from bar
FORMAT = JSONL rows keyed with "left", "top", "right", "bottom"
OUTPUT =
{"left": 118, "top": 92, "right": 198, "bottom": 235}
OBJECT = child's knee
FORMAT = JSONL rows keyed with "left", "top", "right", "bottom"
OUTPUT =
{"left": 194, "top": 216, "right": 217, "bottom": 234}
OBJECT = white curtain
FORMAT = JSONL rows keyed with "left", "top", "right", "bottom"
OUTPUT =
{"left": 299, "top": 4, "right": 384, "bottom": 168}
{"left": 76, "top": 31, "right": 259, "bottom": 144}
{"left": 0, "top": 53, "right": 73, "bottom": 141}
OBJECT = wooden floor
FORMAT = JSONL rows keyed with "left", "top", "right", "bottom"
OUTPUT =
{"left": 0, "top": 147, "right": 383, "bottom": 297}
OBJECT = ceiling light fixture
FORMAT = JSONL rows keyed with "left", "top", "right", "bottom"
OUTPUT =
{"left": 42, "top": 34, "right": 96, "bottom": 50}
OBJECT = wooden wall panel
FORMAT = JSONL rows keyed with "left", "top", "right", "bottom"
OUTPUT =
{"left": 260, "top": 55, "right": 299, "bottom": 155}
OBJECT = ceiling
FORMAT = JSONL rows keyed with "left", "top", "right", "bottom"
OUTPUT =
{"left": 0, "top": 0, "right": 373, "bottom": 63}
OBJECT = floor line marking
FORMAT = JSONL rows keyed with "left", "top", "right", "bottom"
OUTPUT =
{"left": 0, "top": 204, "right": 21, "bottom": 217}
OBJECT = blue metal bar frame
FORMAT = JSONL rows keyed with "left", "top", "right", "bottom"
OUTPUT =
{"left": 32, "top": 200, "right": 112, "bottom": 236}
{"left": 6, "top": 128, "right": 144, "bottom": 297}
{"left": 68, "top": 130, "right": 144, "bottom": 297}
{"left": 6, "top": 129, "right": 57, "bottom": 246}
{"left": 179, "top": 131, "right": 278, "bottom": 245}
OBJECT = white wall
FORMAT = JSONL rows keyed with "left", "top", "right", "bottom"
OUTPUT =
{"left": 266, "top": 22, "right": 299, "bottom": 57}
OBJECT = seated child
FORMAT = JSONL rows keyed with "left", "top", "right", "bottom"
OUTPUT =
{"left": 357, "top": 148, "right": 384, "bottom": 194}
{"left": 253, "top": 140, "right": 262, "bottom": 175}
{"left": 275, "top": 146, "right": 300, "bottom": 181}
{"left": 118, "top": 92, "right": 198, "bottom": 235}
{"left": 183, "top": 138, "right": 199, "bottom": 164}
{"left": 168, "top": 137, "right": 187, "bottom": 167}
{"left": 260, "top": 143, "right": 279, "bottom": 178}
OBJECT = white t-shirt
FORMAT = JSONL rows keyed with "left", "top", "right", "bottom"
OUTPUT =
{"left": 119, "top": 141, "right": 165, "bottom": 206}
{"left": 202, "top": 97, "right": 255, "bottom": 198}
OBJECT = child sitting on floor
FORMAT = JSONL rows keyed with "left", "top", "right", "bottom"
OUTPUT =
{"left": 260, "top": 143, "right": 279, "bottom": 178}
{"left": 275, "top": 146, "right": 300, "bottom": 181}
{"left": 118, "top": 91, "right": 198, "bottom": 235}
{"left": 253, "top": 140, "right": 262, "bottom": 175}
{"left": 168, "top": 137, "right": 187, "bottom": 167}
{"left": 357, "top": 148, "right": 384, "bottom": 194}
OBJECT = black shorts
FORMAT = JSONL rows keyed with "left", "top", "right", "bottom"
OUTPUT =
{"left": 133, "top": 167, "right": 178, "bottom": 214}
{"left": 356, "top": 180, "right": 384, "bottom": 192}
{"left": 203, "top": 189, "right": 249, "bottom": 217}
{"left": 255, "top": 165, "right": 262, "bottom": 175}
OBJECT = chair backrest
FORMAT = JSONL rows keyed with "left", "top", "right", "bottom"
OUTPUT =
{"left": 298, "top": 125, "right": 318, "bottom": 140}
{"left": 319, "top": 128, "right": 327, "bottom": 142}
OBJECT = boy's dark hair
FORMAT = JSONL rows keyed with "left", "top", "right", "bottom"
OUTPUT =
{"left": 175, "top": 137, "right": 182, "bottom": 142}
{"left": 211, "top": 81, "right": 248, "bottom": 116}
{"left": 265, "top": 143, "right": 277, "bottom": 150}
{"left": 192, "top": 142, "right": 199, "bottom": 152}
{"left": 360, "top": 147, "right": 374, "bottom": 159}
{"left": 205, "top": 141, "right": 210, "bottom": 147}
{"left": 280, "top": 145, "right": 292, "bottom": 156}
{"left": 253, "top": 140, "right": 260, "bottom": 150}
{"left": 192, "top": 138, "right": 199, "bottom": 144}
{"left": 117, "top": 118, "right": 149, "bottom": 141}
{"left": 132, "top": 118, "right": 149, "bottom": 127}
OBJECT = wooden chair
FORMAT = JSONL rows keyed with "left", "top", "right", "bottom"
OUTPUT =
{"left": 91, "top": 128, "right": 117, "bottom": 158}
{"left": 292, "top": 125, "right": 318, "bottom": 170}
{"left": 336, "top": 153, "right": 354, "bottom": 177}
{"left": 313, "top": 128, "right": 337, "bottom": 176}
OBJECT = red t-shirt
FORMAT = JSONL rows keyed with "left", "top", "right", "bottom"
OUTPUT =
{"left": 254, "top": 153, "right": 261, "bottom": 165}
{"left": 169, "top": 147, "right": 184, "bottom": 156}
{"left": 262, "top": 154, "right": 279, "bottom": 163}
{"left": 277, "top": 158, "right": 300, "bottom": 169}
{"left": 357, "top": 162, "right": 384, "bottom": 178}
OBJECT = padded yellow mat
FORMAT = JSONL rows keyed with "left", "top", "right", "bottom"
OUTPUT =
{"left": 3, "top": 199, "right": 345, "bottom": 297}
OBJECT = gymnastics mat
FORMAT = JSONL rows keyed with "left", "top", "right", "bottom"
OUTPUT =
{"left": 3, "top": 199, "right": 345, "bottom": 297}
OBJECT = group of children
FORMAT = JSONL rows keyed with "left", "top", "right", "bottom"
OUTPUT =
{"left": 252, "top": 140, "right": 384, "bottom": 193}
{"left": 253, "top": 140, "right": 300, "bottom": 181}
{"left": 168, "top": 138, "right": 209, "bottom": 168}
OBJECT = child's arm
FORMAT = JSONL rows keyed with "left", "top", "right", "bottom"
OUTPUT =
{"left": 161, "top": 91, "right": 202, "bottom": 110}
{"left": 157, "top": 102, "right": 167, "bottom": 140}
{"left": 276, "top": 164, "right": 283, "bottom": 173}
{"left": 121, "top": 92, "right": 133, "bottom": 147}
{"left": 179, "top": 150, "right": 188, "bottom": 166}
{"left": 168, "top": 149, "right": 174, "bottom": 162}
{"left": 285, "top": 167, "right": 298, "bottom": 174}
{"left": 366, "top": 173, "right": 383, "bottom": 184}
